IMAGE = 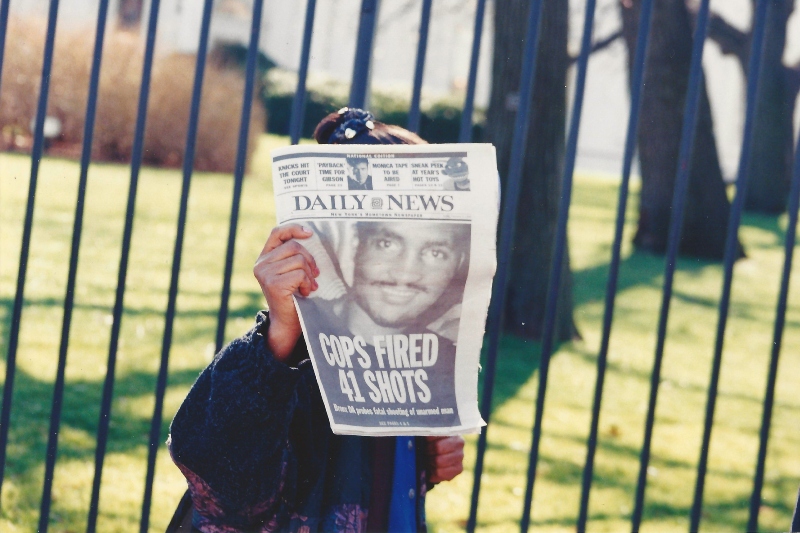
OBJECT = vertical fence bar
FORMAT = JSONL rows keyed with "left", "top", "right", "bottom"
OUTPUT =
{"left": 349, "top": 0, "right": 379, "bottom": 109}
{"left": 37, "top": 1, "right": 110, "bottom": 530}
{"left": 689, "top": 1, "right": 769, "bottom": 529}
{"left": 689, "top": 0, "right": 771, "bottom": 531}
{"left": 630, "top": 0, "right": 712, "bottom": 529}
{"left": 576, "top": 0, "right": 655, "bottom": 528}
{"left": 465, "top": 1, "right": 545, "bottom": 531}
{"left": 458, "top": 0, "right": 487, "bottom": 143}
{"left": 215, "top": 0, "right": 265, "bottom": 353}
{"left": 747, "top": 92, "right": 800, "bottom": 533}
{"left": 519, "top": 0, "right": 597, "bottom": 530}
{"left": 406, "top": 0, "right": 433, "bottom": 133}
{"left": 289, "top": 0, "right": 317, "bottom": 145}
{"left": 87, "top": 2, "right": 162, "bottom": 528}
{"left": 0, "top": 0, "right": 10, "bottom": 94}
{"left": 139, "top": 1, "right": 214, "bottom": 530}
{"left": 0, "top": 0, "right": 61, "bottom": 502}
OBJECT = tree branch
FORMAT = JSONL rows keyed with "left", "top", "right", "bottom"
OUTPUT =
{"left": 706, "top": 11, "right": 749, "bottom": 69}
{"left": 568, "top": 29, "right": 623, "bottom": 65}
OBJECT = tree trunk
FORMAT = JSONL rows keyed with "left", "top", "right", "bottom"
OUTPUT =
{"left": 705, "top": 1, "right": 796, "bottom": 214}
{"left": 621, "top": 0, "right": 742, "bottom": 260}
{"left": 745, "top": 0, "right": 794, "bottom": 213}
{"left": 118, "top": 0, "right": 144, "bottom": 28}
{"left": 486, "top": 0, "right": 577, "bottom": 341}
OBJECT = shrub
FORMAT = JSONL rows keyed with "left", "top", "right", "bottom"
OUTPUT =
{"left": 0, "top": 17, "right": 264, "bottom": 173}
{"left": 262, "top": 69, "right": 484, "bottom": 144}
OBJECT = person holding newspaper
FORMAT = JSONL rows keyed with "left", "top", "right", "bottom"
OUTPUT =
{"left": 168, "top": 108, "right": 465, "bottom": 532}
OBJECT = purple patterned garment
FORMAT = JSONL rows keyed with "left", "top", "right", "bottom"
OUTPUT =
{"left": 168, "top": 313, "right": 426, "bottom": 532}
{"left": 172, "top": 446, "right": 369, "bottom": 533}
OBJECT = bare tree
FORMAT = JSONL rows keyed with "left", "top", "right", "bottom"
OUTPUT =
{"left": 485, "top": 0, "right": 577, "bottom": 340}
{"left": 620, "top": 0, "right": 743, "bottom": 259}
{"left": 705, "top": 0, "right": 798, "bottom": 213}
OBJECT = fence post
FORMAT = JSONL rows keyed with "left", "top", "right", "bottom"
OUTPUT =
{"left": 87, "top": 1, "right": 163, "bottom": 529}
{"left": 215, "top": 0, "right": 266, "bottom": 353}
{"left": 748, "top": 107, "right": 800, "bottom": 531}
{"left": 465, "top": 1, "right": 545, "bottom": 530}
{"left": 289, "top": 0, "right": 317, "bottom": 145}
{"left": 407, "top": 0, "right": 433, "bottom": 133}
{"left": 577, "top": 0, "right": 655, "bottom": 528}
{"left": 139, "top": 0, "right": 215, "bottom": 530}
{"left": 458, "top": 0, "right": 487, "bottom": 143}
{"left": 630, "top": 0, "right": 713, "bottom": 529}
{"left": 0, "top": 0, "right": 10, "bottom": 95}
{"left": 0, "top": 0, "right": 61, "bottom": 505}
{"left": 518, "top": 0, "right": 597, "bottom": 528}
{"left": 689, "top": 0, "right": 770, "bottom": 528}
{"left": 349, "top": 0, "right": 380, "bottom": 109}
{"left": 37, "top": 1, "right": 110, "bottom": 530}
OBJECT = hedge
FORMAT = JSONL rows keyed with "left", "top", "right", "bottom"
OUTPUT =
{"left": 262, "top": 69, "right": 484, "bottom": 144}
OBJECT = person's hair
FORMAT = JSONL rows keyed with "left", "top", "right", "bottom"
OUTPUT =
{"left": 314, "top": 108, "right": 427, "bottom": 146}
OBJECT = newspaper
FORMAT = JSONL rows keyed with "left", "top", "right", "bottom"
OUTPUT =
{"left": 270, "top": 143, "right": 499, "bottom": 436}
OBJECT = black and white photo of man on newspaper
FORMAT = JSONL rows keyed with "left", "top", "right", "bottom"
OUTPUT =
{"left": 346, "top": 156, "right": 373, "bottom": 190}
{"left": 295, "top": 219, "right": 471, "bottom": 432}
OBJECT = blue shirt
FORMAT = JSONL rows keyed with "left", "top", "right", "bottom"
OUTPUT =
{"left": 388, "top": 436, "right": 417, "bottom": 532}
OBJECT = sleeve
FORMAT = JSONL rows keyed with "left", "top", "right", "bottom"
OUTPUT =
{"left": 168, "top": 311, "right": 326, "bottom": 529}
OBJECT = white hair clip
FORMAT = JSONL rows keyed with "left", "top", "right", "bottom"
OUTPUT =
{"left": 345, "top": 128, "right": 356, "bottom": 139}
{"left": 365, "top": 120, "right": 374, "bottom": 130}
{"left": 338, "top": 107, "right": 348, "bottom": 115}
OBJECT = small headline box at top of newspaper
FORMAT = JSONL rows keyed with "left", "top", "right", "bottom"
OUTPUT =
{"left": 273, "top": 152, "right": 471, "bottom": 195}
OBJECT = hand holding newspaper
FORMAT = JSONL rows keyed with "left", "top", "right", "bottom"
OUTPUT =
{"left": 270, "top": 143, "right": 499, "bottom": 436}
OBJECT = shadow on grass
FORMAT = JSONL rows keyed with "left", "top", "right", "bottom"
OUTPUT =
{"left": 478, "top": 429, "right": 797, "bottom": 531}
{"left": 477, "top": 247, "right": 714, "bottom": 411}
{"left": 0, "top": 290, "right": 266, "bottom": 497}
{"left": 2, "top": 216, "right": 793, "bottom": 528}
{"left": 1, "top": 364, "right": 204, "bottom": 481}
{"left": 740, "top": 211, "right": 788, "bottom": 249}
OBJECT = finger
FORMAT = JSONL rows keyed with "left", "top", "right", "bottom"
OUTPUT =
{"left": 427, "top": 436, "right": 464, "bottom": 455}
{"left": 265, "top": 254, "right": 316, "bottom": 281}
{"left": 431, "top": 448, "right": 464, "bottom": 468}
{"left": 256, "top": 239, "right": 319, "bottom": 276}
{"left": 274, "top": 270, "right": 317, "bottom": 298}
{"left": 262, "top": 224, "right": 313, "bottom": 255}
{"left": 429, "top": 464, "right": 464, "bottom": 483}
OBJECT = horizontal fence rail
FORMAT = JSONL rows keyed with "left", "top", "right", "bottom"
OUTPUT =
{"left": 0, "top": 0, "right": 797, "bottom": 531}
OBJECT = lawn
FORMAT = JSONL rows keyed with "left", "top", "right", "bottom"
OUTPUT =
{"left": 1, "top": 135, "right": 799, "bottom": 532}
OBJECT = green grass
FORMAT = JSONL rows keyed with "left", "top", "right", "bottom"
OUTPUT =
{"left": 2, "top": 137, "right": 799, "bottom": 532}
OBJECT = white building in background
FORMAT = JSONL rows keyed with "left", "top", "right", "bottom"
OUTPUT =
{"left": 7, "top": 0, "right": 800, "bottom": 176}
{"left": 145, "top": 0, "right": 493, "bottom": 103}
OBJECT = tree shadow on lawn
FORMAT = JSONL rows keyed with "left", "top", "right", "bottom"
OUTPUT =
{"left": 480, "top": 248, "right": 717, "bottom": 411}
{"left": 0, "top": 364, "right": 203, "bottom": 483}
{"left": 479, "top": 428, "right": 797, "bottom": 531}
{"left": 740, "top": 210, "right": 791, "bottom": 250}
{"left": 0, "top": 292, "right": 255, "bottom": 504}
{"left": 482, "top": 235, "right": 799, "bottom": 416}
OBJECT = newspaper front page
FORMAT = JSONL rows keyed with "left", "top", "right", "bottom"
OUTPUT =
{"left": 271, "top": 143, "right": 499, "bottom": 436}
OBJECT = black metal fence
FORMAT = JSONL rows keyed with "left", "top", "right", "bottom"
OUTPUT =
{"left": 1, "top": 0, "right": 799, "bottom": 531}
